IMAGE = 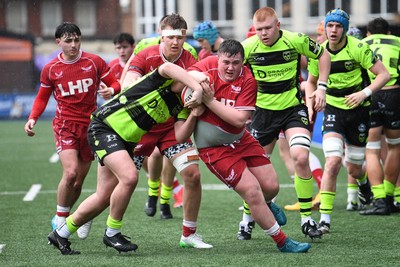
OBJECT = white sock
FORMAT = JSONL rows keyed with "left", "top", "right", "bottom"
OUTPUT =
{"left": 106, "top": 227, "right": 121, "bottom": 237}
{"left": 242, "top": 213, "right": 254, "bottom": 223}
{"left": 320, "top": 213, "right": 330, "bottom": 224}
{"left": 301, "top": 216, "right": 313, "bottom": 225}
{"left": 56, "top": 223, "right": 72, "bottom": 238}
{"left": 264, "top": 222, "right": 280, "bottom": 236}
{"left": 347, "top": 188, "right": 358, "bottom": 203}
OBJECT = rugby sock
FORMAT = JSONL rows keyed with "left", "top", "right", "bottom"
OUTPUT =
{"left": 241, "top": 201, "right": 254, "bottom": 223}
{"left": 294, "top": 174, "right": 313, "bottom": 218}
{"left": 65, "top": 216, "right": 78, "bottom": 234}
{"left": 172, "top": 177, "right": 183, "bottom": 194}
{"left": 106, "top": 215, "right": 122, "bottom": 237}
{"left": 160, "top": 183, "right": 173, "bottom": 205}
{"left": 56, "top": 216, "right": 75, "bottom": 238}
{"left": 148, "top": 178, "right": 160, "bottom": 197}
{"left": 384, "top": 180, "right": 395, "bottom": 197}
{"left": 356, "top": 173, "right": 368, "bottom": 185}
{"left": 394, "top": 186, "right": 400, "bottom": 203}
{"left": 55, "top": 205, "right": 70, "bottom": 228}
{"left": 319, "top": 212, "right": 331, "bottom": 224}
{"left": 347, "top": 183, "right": 358, "bottom": 203}
{"left": 370, "top": 183, "right": 385, "bottom": 199}
{"left": 309, "top": 152, "right": 323, "bottom": 188}
{"left": 182, "top": 220, "right": 197, "bottom": 237}
{"left": 320, "top": 191, "right": 335, "bottom": 215}
{"left": 265, "top": 222, "right": 286, "bottom": 247}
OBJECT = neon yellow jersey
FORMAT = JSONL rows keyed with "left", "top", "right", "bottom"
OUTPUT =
{"left": 134, "top": 36, "right": 198, "bottom": 60}
{"left": 308, "top": 36, "right": 377, "bottom": 110}
{"left": 242, "top": 30, "right": 324, "bottom": 110}
{"left": 362, "top": 34, "right": 400, "bottom": 87}
{"left": 92, "top": 69, "right": 187, "bottom": 143}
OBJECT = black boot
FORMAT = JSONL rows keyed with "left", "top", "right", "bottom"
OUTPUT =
{"left": 359, "top": 198, "right": 390, "bottom": 215}
{"left": 387, "top": 195, "right": 400, "bottom": 213}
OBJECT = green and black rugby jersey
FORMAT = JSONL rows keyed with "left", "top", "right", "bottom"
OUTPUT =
{"left": 91, "top": 69, "right": 188, "bottom": 143}
{"left": 308, "top": 36, "right": 377, "bottom": 110}
{"left": 242, "top": 30, "right": 324, "bottom": 110}
{"left": 362, "top": 34, "right": 400, "bottom": 87}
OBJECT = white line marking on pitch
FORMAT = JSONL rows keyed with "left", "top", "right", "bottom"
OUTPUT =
{"left": 0, "top": 244, "right": 5, "bottom": 253}
{"left": 23, "top": 184, "right": 42, "bottom": 201}
{"left": 0, "top": 182, "right": 336, "bottom": 198}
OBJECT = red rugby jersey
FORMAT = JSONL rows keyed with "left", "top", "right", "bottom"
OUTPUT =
{"left": 188, "top": 55, "right": 257, "bottom": 134}
{"left": 29, "top": 50, "right": 118, "bottom": 124}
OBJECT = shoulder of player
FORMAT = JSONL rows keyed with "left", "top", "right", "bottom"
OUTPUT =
{"left": 135, "top": 44, "right": 160, "bottom": 57}
{"left": 80, "top": 51, "right": 107, "bottom": 64}
{"left": 281, "top": 29, "right": 311, "bottom": 46}
{"left": 347, "top": 36, "right": 371, "bottom": 52}
{"left": 108, "top": 57, "right": 119, "bottom": 66}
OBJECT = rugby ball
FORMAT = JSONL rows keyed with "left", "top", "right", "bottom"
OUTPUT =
{"left": 181, "top": 86, "right": 194, "bottom": 104}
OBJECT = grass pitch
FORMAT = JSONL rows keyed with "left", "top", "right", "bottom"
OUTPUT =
{"left": 0, "top": 120, "right": 398, "bottom": 266}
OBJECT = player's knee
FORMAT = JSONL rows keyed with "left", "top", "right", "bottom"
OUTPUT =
{"left": 345, "top": 145, "right": 365, "bottom": 165}
{"left": 121, "top": 170, "right": 138, "bottom": 188}
{"left": 324, "top": 156, "right": 342, "bottom": 176}
{"left": 323, "top": 137, "right": 343, "bottom": 158}
{"left": 63, "top": 169, "right": 79, "bottom": 186}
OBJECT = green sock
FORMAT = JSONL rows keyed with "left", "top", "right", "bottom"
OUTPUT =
{"left": 384, "top": 180, "right": 395, "bottom": 197}
{"left": 371, "top": 184, "right": 385, "bottom": 199}
{"left": 65, "top": 216, "right": 79, "bottom": 234}
{"left": 148, "top": 178, "right": 160, "bottom": 197}
{"left": 243, "top": 201, "right": 251, "bottom": 216}
{"left": 320, "top": 191, "right": 336, "bottom": 215}
{"left": 347, "top": 183, "right": 358, "bottom": 191}
{"left": 394, "top": 186, "right": 400, "bottom": 203}
{"left": 107, "top": 215, "right": 122, "bottom": 230}
{"left": 357, "top": 173, "right": 368, "bottom": 184}
{"left": 160, "top": 183, "right": 172, "bottom": 205}
{"left": 294, "top": 174, "right": 313, "bottom": 218}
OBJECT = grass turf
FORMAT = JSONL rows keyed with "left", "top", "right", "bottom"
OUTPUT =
{"left": 0, "top": 120, "right": 398, "bottom": 266}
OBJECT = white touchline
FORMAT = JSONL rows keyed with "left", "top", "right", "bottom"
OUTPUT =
{"left": 23, "top": 184, "right": 42, "bottom": 201}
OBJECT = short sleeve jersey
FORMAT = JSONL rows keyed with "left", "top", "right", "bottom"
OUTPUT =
{"left": 241, "top": 30, "right": 324, "bottom": 110}
{"left": 40, "top": 50, "right": 111, "bottom": 123}
{"left": 134, "top": 36, "right": 199, "bottom": 60}
{"left": 308, "top": 36, "right": 377, "bottom": 110}
{"left": 188, "top": 55, "right": 257, "bottom": 134}
{"left": 198, "top": 49, "right": 214, "bottom": 60}
{"left": 92, "top": 69, "right": 184, "bottom": 143}
{"left": 362, "top": 34, "right": 400, "bottom": 86}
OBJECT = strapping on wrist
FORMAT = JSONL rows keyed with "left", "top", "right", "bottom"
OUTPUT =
{"left": 362, "top": 87, "right": 372, "bottom": 97}
{"left": 317, "top": 80, "right": 327, "bottom": 91}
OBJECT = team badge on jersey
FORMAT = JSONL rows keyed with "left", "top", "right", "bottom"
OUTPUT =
{"left": 345, "top": 61, "right": 354, "bottom": 71}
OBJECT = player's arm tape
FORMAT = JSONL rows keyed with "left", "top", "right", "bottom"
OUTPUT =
{"left": 362, "top": 87, "right": 372, "bottom": 97}
{"left": 317, "top": 80, "right": 327, "bottom": 91}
